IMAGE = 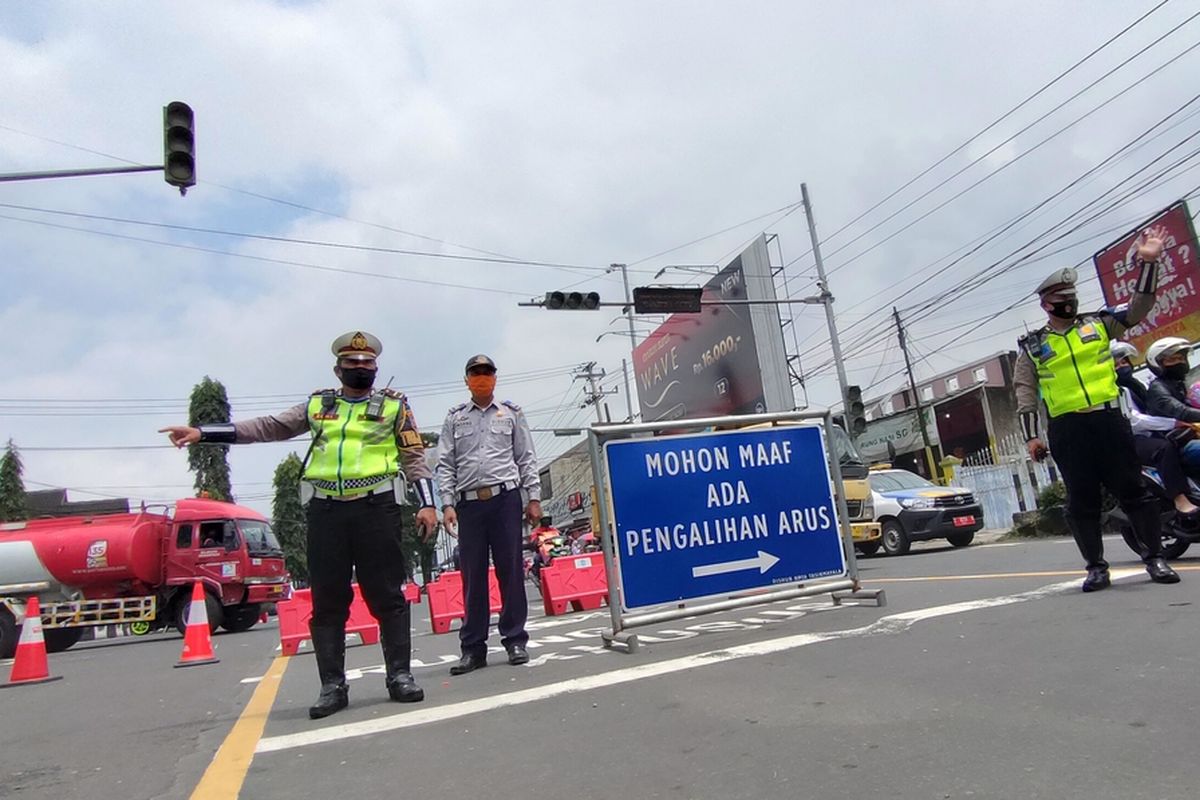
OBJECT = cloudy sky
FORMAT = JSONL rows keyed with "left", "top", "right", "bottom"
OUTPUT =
{"left": 2, "top": 1, "right": 1198, "bottom": 514}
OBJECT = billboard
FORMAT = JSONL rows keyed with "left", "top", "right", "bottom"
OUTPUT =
{"left": 1094, "top": 201, "right": 1199, "bottom": 353}
{"left": 632, "top": 236, "right": 792, "bottom": 422}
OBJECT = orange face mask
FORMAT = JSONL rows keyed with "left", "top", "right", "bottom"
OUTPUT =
{"left": 467, "top": 374, "right": 497, "bottom": 396}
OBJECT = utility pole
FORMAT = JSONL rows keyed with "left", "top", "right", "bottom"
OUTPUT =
{"left": 893, "top": 306, "right": 940, "bottom": 480}
{"left": 574, "top": 362, "right": 616, "bottom": 423}
{"left": 607, "top": 263, "right": 639, "bottom": 348}
{"left": 622, "top": 358, "right": 636, "bottom": 423}
{"left": 801, "top": 183, "right": 853, "bottom": 432}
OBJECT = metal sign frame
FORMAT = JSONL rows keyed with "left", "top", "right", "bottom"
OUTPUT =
{"left": 587, "top": 409, "right": 885, "bottom": 653}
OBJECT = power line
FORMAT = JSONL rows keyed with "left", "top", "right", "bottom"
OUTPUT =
{"left": 793, "top": 0, "right": 1176, "bottom": 262}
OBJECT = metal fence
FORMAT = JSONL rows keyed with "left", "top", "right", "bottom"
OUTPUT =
{"left": 950, "top": 433, "right": 1058, "bottom": 531}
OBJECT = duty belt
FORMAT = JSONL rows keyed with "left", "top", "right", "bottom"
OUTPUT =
{"left": 309, "top": 473, "right": 395, "bottom": 501}
{"left": 459, "top": 481, "right": 517, "bottom": 502}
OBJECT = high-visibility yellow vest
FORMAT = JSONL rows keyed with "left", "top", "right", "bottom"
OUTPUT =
{"left": 1025, "top": 317, "right": 1119, "bottom": 418}
{"left": 303, "top": 392, "right": 401, "bottom": 496}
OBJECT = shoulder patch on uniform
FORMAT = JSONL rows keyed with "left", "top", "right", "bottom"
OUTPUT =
{"left": 382, "top": 388, "right": 405, "bottom": 400}
{"left": 501, "top": 400, "right": 522, "bottom": 413}
{"left": 310, "top": 388, "right": 337, "bottom": 397}
{"left": 448, "top": 402, "right": 468, "bottom": 414}
{"left": 399, "top": 430, "right": 423, "bottom": 447}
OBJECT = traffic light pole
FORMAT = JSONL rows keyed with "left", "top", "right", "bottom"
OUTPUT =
{"left": 0, "top": 165, "right": 162, "bottom": 183}
{"left": 800, "top": 183, "right": 854, "bottom": 433}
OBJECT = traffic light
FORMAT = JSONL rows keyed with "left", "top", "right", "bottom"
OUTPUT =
{"left": 545, "top": 291, "right": 600, "bottom": 310}
{"left": 163, "top": 101, "right": 195, "bottom": 194}
{"left": 846, "top": 385, "right": 867, "bottom": 436}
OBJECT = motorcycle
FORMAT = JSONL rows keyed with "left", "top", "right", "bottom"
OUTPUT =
{"left": 1107, "top": 465, "right": 1200, "bottom": 560}
{"left": 525, "top": 534, "right": 573, "bottom": 596}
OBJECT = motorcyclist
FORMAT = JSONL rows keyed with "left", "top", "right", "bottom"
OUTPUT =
{"left": 526, "top": 516, "right": 564, "bottom": 568}
{"left": 1113, "top": 341, "right": 1200, "bottom": 518}
{"left": 1144, "top": 337, "right": 1200, "bottom": 473}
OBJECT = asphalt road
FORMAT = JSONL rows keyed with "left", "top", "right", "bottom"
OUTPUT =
{"left": 5, "top": 533, "right": 1199, "bottom": 800}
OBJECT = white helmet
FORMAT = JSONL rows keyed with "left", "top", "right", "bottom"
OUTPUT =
{"left": 1109, "top": 340, "right": 1138, "bottom": 362}
{"left": 1145, "top": 337, "right": 1191, "bottom": 374}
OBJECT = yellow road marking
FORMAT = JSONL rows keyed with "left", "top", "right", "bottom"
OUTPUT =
{"left": 189, "top": 655, "right": 290, "bottom": 799}
{"left": 862, "top": 565, "right": 1200, "bottom": 584}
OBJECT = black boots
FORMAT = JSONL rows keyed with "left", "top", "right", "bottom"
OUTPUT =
{"left": 380, "top": 612, "right": 424, "bottom": 703}
{"left": 1081, "top": 567, "right": 1111, "bottom": 593}
{"left": 309, "top": 625, "right": 349, "bottom": 720}
{"left": 1146, "top": 557, "right": 1181, "bottom": 584}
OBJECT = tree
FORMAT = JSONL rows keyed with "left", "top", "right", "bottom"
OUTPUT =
{"left": 187, "top": 376, "right": 233, "bottom": 501}
{"left": 400, "top": 432, "right": 440, "bottom": 584}
{"left": 0, "top": 439, "right": 27, "bottom": 521}
{"left": 271, "top": 453, "right": 308, "bottom": 585}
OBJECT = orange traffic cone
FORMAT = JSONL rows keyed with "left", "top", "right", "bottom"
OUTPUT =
{"left": 175, "top": 581, "right": 219, "bottom": 668}
{"left": 3, "top": 597, "right": 62, "bottom": 688}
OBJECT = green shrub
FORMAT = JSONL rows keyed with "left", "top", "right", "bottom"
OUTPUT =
{"left": 1036, "top": 482, "right": 1067, "bottom": 510}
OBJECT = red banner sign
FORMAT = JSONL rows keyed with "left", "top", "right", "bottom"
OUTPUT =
{"left": 1093, "top": 201, "right": 1200, "bottom": 352}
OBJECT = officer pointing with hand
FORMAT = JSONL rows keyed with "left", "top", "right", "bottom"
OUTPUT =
{"left": 1014, "top": 228, "right": 1180, "bottom": 592}
{"left": 160, "top": 331, "right": 438, "bottom": 719}
{"left": 437, "top": 355, "right": 541, "bottom": 674}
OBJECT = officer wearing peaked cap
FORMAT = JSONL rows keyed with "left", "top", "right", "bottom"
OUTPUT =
{"left": 160, "top": 331, "right": 438, "bottom": 719}
{"left": 1014, "top": 228, "right": 1180, "bottom": 592}
{"left": 436, "top": 354, "right": 542, "bottom": 674}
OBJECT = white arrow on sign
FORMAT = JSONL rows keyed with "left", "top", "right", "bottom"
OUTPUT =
{"left": 691, "top": 550, "right": 780, "bottom": 579}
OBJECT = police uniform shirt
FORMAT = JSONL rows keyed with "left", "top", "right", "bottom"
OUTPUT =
{"left": 436, "top": 399, "right": 540, "bottom": 509}
{"left": 1014, "top": 260, "right": 1158, "bottom": 440}
{"left": 229, "top": 390, "right": 433, "bottom": 484}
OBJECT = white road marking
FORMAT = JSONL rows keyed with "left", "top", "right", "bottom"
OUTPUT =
{"left": 256, "top": 571, "right": 1127, "bottom": 754}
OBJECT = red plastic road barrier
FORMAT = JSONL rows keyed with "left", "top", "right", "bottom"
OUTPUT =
{"left": 541, "top": 554, "right": 609, "bottom": 617}
{"left": 403, "top": 582, "right": 420, "bottom": 604}
{"left": 426, "top": 568, "right": 502, "bottom": 634}
{"left": 277, "top": 583, "right": 381, "bottom": 656}
{"left": 3, "top": 597, "right": 62, "bottom": 687}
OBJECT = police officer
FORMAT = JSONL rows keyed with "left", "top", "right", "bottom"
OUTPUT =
{"left": 160, "top": 332, "right": 438, "bottom": 718}
{"left": 1015, "top": 228, "right": 1180, "bottom": 591}
{"left": 436, "top": 355, "right": 541, "bottom": 674}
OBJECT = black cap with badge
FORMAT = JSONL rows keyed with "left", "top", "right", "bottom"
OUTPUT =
{"left": 464, "top": 354, "right": 497, "bottom": 373}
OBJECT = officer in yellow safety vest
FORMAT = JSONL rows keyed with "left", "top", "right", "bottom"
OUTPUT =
{"left": 160, "top": 331, "right": 438, "bottom": 719}
{"left": 1014, "top": 227, "right": 1180, "bottom": 592}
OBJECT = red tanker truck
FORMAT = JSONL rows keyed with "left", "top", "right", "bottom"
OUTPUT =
{"left": 0, "top": 497, "right": 290, "bottom": 658}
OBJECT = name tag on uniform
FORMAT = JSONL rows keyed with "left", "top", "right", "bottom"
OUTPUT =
{"left": 1077, "top": 324, "right": 1100, "bottom": 343}
{"left": 490, "top": 418, "right": 514, "bottom": 435}
{"left": 453, "top": 418, "right": 473, "bottom": 438}
{"left": 313, "top": 411, "right": 339, "bottom": 420}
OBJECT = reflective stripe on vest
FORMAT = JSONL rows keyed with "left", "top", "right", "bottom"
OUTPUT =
{"left": 303, "top": 393, "right": 401, "bottom": 496}
{"left": 1032, "top": 318, "right": 1119, "bottom": 418}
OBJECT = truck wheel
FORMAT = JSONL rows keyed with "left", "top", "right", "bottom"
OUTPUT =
{"left": 856, "top": 541, "right": 881, "bottom": 556}
{"left": 881, "top": 520, "right": 911, "bottom": 556}
{"left": 947, "top": 532, "right": 975, "bottom": 548}
{"left": 221, "top": 604, "right": 262, "bottom": 633}
{"left": 43, "top": 627, "right": 84, "bottom": 653}
{"left": 0, "top": 607, "right": 17, "bottom": 659}
{"left": 174, "top": 591, "right": 224, "bottom": 636}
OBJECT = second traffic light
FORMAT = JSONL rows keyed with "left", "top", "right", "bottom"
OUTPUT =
{"left": 545, "top": 291, "right": 600, "bottom": 310}
{"left": 163, "top": 101, "right": 195, "bottom": 194}
{"left": 846, "top": 385, "right": 867, "bottom": 437}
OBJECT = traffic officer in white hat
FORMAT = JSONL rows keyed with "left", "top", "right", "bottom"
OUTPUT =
{"left": 1014, "top": 227, "right": 1179, "bottom": 592}
{"left": 161, "top": 331, "right": 438, "bottom": 718}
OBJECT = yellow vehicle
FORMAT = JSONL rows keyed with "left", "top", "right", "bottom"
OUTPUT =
{"left": 733, "top": 419, "right": 882, "bottom": 555}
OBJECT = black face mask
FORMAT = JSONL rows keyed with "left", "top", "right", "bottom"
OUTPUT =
{"left": 1048, "top": 299, "right": 1077, "bottom": 319}
{"left": 340, "top": 367, "right": 377, "bottom": 391}
{"left": 1116, "top": 365, "right": 1135, "bottom": 383}
{"left": 1163, "top": 363, "right": 1190, "bottom": 381}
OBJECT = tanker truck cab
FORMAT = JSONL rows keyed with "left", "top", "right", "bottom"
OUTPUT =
{"left": 0, "top": 497, "right": 290, "bottom": 658}
{"left": 166, "top": 498, "right": 289, "bottom": 632}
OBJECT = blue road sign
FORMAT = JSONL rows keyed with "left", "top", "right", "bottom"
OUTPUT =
{"left": 604, "top": 424, "right": 847, "bottom": 610}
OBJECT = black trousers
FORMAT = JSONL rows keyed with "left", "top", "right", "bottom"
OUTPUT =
{"left": 456, "top": 487, "right": 527, "bottom": 658}
{"left": 306, "top": 492, "right": 410, "bottom": 650}
{"left": 1047, "top": 409, "right": 1162, "bottom": 569}
{"left": 1133, "top": 435, "right": 1190, "bottom": 500}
